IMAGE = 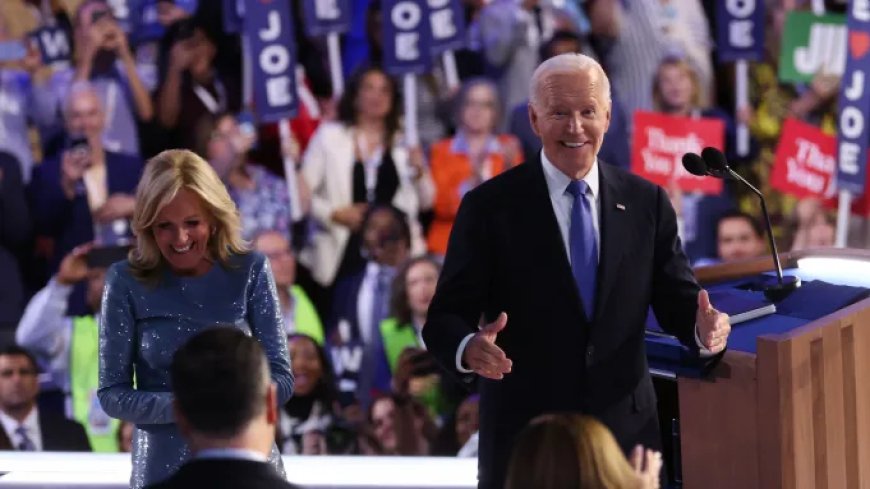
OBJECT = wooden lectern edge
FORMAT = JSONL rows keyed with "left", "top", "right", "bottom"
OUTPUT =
{"left": 693, "top": 247, "right": 870, "bottom": 285}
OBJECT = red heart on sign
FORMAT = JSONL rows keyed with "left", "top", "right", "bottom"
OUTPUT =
{"left": 850, "top": 31, "right": 870, "bottom": 59}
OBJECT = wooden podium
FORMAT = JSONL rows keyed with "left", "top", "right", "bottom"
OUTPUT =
{"left": 678, "top": 249, "right": 870, "bottom": 489}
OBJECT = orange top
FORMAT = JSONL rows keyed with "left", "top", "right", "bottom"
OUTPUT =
{"left": 427, "top": 134, "right": 524, "bottom": 254}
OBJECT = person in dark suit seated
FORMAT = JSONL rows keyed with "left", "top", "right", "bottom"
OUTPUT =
{"left": 145, "top": 328, "right": 299, "bottom": 489}
{"left": 0, "top": 346, "right": 90, "bottom": 451}
{"left": 423, "top": 53, "right": 732, "bottom": 489}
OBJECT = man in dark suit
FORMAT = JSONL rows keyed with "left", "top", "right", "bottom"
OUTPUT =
{"left": 328, "top": 206, "right": 411, "bottom": 411}
{"left": 0, "top": 346, "right": 90, "bottom": 451}
{"left": 145, "top": 328, "right": 297, "bottom": 489}
{"left": 423, "top": 53, "right": 732, "bottom": 489}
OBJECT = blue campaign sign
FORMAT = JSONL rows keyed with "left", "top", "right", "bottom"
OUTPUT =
{"left": 382, "top": 0, "right": 432, "bottom": 75}
{"left": 715, "top": 0, "right": 765, "bottom": 62}
{"left": 106, "top": 0, "right": 133, "bottom": 33}
{"left": 223, "top": 0, "right": 243, "bottom": 34}
{"left": 427, "top": 0, "right": 465, "bottom": 55}
{"left": 132, "top": 0, "right": 164, "bottom": 44}
{"left": 836, "top": 3, "right": 870, "bottom": 195}
{"left": 29, "top": 26, "right": 71, "bottom": 65}
{"left": 302, "top": 0, "right": 351, "bottom": 37}
{"left": 244, "top": 0, "right": 299, "bottom": 122}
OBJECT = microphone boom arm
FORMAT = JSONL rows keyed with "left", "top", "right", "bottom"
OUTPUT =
{"left": 725, "top": 168, "right": 787, "bottom": 285}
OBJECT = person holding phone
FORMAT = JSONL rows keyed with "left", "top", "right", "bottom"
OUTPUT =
{"left": 42, "top": 0, "right": 153, "bottom": 157}
{"left": 30, "top": 82, "right": 142, "bottom": 275}
{"left": 16, "top": 243, "right": 123, "bottom": 452}
{"left": 380, "top": 256, "right": 465, "bottom": 420}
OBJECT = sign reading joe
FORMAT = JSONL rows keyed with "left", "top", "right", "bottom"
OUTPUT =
{"left": 243, "top": 0, "right": 299, "bottom": 122}
{"left": 715, "top": 0, "right": 765, "bottom": 62}
{"left": 382, "top": 0, "right": 432, "bottom": 75}
{"left": 836, "top": 1, "right": 870, "bottom": 195}
{"left": 302, "top": 0, "right": 351, "bottom": 37}
{"left": 427, "top": 0, "right": 465, "bottom": 55}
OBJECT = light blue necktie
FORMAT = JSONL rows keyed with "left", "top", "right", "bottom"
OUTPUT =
{"left": 566, "top": 180, "right": 598, "bottom": 319}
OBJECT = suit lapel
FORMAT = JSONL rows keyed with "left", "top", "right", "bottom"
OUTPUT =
{"left": 524, "top": 157, "right": 585, "bottom": 319}
{"left": 594, "top": 163, "right": 629, "bottom": 323}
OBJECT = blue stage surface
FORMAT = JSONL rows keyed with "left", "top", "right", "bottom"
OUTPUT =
{"left": 646, "top": 266, "right": 870, "bottom": 375}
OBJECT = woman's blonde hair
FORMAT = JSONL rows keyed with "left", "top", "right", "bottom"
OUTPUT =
{"left": 505, "top": 414, "right": 641, "bottom": 489}
{"left": 129, "top": 149, "right": 247, "bottom": 282}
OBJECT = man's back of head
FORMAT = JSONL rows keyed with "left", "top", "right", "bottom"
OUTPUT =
{"left": 170, "top": 328, "right": 275, "bottom": 454}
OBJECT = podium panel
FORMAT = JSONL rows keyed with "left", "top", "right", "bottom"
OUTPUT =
{"left": 654, "top": 250, "right": 870, "bottom": 489}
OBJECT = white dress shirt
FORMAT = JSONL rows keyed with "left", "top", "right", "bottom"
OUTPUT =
{"left": 455, "top": 152, "right": 710, "bottom": 372}
{"left": 15, "top": 279, "right": 77, "bottom": 396}
{"left": 0, "top": 407, "right": 42, "bottom": 451}
{"left": 196, "top": 448, "right": 268, "bottom": 462}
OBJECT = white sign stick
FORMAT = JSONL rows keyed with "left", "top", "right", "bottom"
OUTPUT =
{"left": 327, "top": 32, "right": 345, "bottom": 97}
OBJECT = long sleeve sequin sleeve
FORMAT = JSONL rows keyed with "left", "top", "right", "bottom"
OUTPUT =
{"left": 247, "top": 254, "right": 294, "bottom": 404}
{"left": 98, "top": 264, "right": 175, "bottom": 424}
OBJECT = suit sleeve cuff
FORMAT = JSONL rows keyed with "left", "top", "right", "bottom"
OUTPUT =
{"left": 455, "top": 333, "right": 476, "bottom": 373}
{"left": 695, "top": 324, "right": 715, "bottom": 358}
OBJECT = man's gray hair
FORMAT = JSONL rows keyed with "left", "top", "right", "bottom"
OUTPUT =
{"left": 529, "top": 53, "right": 611, "bottom": 109}
{"left": 63, "top": 81, "right": 103, "bottom": 120}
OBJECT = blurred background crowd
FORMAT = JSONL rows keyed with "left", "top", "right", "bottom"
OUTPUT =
{"left": 0, "top": 0, "right": 852, "bottom": 468}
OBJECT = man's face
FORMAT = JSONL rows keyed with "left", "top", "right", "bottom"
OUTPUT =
{"left": 66, "top": 92, "right": 105, "bottom": 143}
{"left": 362, "top": 210, "right": 409, "bottom": 267}
{"left": 0, "top": 355, "right": 38, "bottom": 414}
{"left": 529, "top": 69, "right": 611, "bottom": 178}
{"left": 717, "top": 217, "right": 766, "bottom": 262}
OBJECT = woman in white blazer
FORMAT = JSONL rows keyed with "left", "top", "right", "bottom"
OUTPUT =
{"left": 301, "top": 66, "right": 434, "bottom": 288}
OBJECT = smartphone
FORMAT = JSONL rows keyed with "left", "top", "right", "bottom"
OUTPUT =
{"left": 65, "top": 135, "right": 90, "bottom": 155}
{"left": 86, "top": 245, "right": 131, "bottom": 268}
{"left": 0, "top": 40, "right": 27, "bottom": 63}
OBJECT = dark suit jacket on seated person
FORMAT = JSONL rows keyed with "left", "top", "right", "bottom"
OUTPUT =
{"left": 0, "top": 409, "right": 91, "bottom": 452}
{"left": 423, "top": 54, "right": 727, "bottom": 489}
{"left": 145, "top": 457, "right": 299, "bottom": 489}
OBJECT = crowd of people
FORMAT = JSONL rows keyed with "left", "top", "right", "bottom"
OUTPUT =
{"left": 0, "top": 0, "right": 852, "bottom": 488}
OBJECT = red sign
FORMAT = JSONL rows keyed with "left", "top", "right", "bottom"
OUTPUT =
{"left": 631, "top": 111, "right": 725, "bottom": 194}
{"left": 771, "top": 118, "right": 838, "bottom": 200}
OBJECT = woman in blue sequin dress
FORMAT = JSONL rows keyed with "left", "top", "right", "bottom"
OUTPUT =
{"left": 98, "top": 149, "right": 294, "bottom": 488}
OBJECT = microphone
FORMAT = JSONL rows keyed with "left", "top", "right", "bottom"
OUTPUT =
{"left": 694, "top": 147, "right": 800, "bottom": 302}
{"left": 681, "top": 153, "right": 707, "bottom": 177}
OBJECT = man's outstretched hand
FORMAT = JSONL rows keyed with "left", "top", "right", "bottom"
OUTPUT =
{"left": 463, "top": 312, "right": 513, "bottom": 379}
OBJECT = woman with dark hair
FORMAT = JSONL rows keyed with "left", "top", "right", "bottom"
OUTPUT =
{"left": 278, "top": 334, "right": 344, "bottom": 455}
{"left": 364, "top": 393, "right": 438, "bottom": 456}
{"left": 300, "top": 66, "right": 434, "bottom": 294}
{"left": 377, "top": 256, "right": 463, "bottom": 419}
